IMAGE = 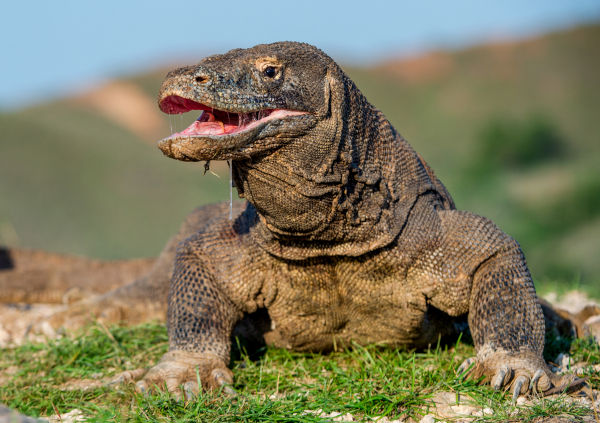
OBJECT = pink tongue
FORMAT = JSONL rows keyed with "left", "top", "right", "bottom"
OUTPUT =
{"left": 175, "top": 117, "right": 238, "bottom": 137}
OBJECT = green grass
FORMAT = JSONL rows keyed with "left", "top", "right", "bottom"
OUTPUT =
{"left": 1, "top": 323, "right": 598, "bottom": 422}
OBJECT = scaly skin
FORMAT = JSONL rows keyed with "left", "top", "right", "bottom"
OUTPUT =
{"left": 0, "top": 247, "right": 153, "bottom": 304}
{"left": 0, "top": 42, "right": 589, "bottom": 401}
{"left": 0, "top": 207, "right": 210, "bottom": 331}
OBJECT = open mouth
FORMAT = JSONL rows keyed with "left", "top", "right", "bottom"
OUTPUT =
{"left": 160, "top": 95, "right": 306, "bottom": 138}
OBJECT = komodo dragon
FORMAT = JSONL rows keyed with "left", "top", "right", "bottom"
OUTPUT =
{"left": 0, "top": 42, "right": 590, "bottom": 402}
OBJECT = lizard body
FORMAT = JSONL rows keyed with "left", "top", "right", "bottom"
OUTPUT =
{"left": 138, "top": 42, "right": 577, "bottom": 398}
{"left": 0, "top": 42, "right": 587, "bottom": 400}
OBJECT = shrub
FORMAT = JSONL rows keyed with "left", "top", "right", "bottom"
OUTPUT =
{"left": 478, "top": 115, "right": 567, "bottom": 169}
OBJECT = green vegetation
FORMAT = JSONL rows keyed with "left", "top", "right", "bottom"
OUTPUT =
{"left": 475, "top": 115, "right": 567, "bottom": 171}
{"left": 1, "top": 323, "right": 598, "bottom": 422}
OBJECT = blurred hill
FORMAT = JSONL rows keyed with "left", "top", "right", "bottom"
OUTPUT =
{"left": 1, "top": 23, "right": 598, "bottom": 293}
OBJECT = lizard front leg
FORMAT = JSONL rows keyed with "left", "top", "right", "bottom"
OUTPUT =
{"left": 459, "top": 228, "right": 583, "bottom": 399}
{"left": 430, "top": 210, "right": 583, "bottom": 400}
{"left": 137, "top": 234, "right": 242, "bottom": 398}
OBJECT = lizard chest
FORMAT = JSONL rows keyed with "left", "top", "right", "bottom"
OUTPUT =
{"left": 263, "top": 255, "right": 429, "bottom": 351}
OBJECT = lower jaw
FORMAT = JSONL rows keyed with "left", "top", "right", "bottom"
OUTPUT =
{"left": 157, "top": 132, "right": 259, "bottom": 162}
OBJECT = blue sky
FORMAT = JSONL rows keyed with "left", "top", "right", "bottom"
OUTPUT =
{"left": 2, "top": 0, "right": 599, "bottom": 109}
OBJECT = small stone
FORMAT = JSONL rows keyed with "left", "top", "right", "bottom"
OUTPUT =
{"left": 39, "top": 321, "right": 57, "bottom": 338}
{"left": 556, "top": 353, "right": 570, "bottom": 370}
{"left": 550, "top": 290, "right": 593, "bottom": 314}
{"left": 450, "top": 404, "right": 475, "bottom": 415}
{"left": 378, "top": 417, "right": 405, "bottom": 423}
{"left": 419, "top": 415, "right": 435, "bottom": 423}
{"left": 0, "top": 324, "right": 11, "bottom": 347}
{"left": 583, "top": 315, "right": 600, "bottom": 342}
{"left": 48, "top": 408, "right": 85, "bottom": 423}
{"left": 516, "top": 396, "right": 527, "bottom": 405}
{"left": 483, "top": 407, "right": 493, "bottom": 415}
{"left": 333, "top": 412, "right": 354, "bottom": 422}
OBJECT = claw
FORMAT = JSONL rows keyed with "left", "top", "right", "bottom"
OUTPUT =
{"left": 107, "top": 368, "right": 146, "bottom": 386}
{"left": 213, "top": 369, "right": 236, "bottom": 396}
{"left": 511, "top": 375, "right": 529, "bottom": 403}
{"left": 135, "top": 380, "right": 148, "bottom": 395}
{"left": 183, "top": 381, "right": 199, "bottom": 400}
{"left": 213, "top": 369, "right": 230, "bottom": 385}
{"left": 492, "top": 365, "right": 511, "bottom": 390}
{"left": 166, "top": 376, "right": 182, "bottom": 395}
{"left": 211, "top": 368, "right": 237, "bottom": 396}
{"left": 457, "top": 357, "right": 476, "bottom": 377}
{"left": 222, "top": 384, "right": 237, "bottom": 397}
{"left": 529, "top": 369, "right": 544, "bottom": 393}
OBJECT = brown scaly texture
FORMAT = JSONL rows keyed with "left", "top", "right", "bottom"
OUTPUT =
{"left": 0, "top": 247, "right": 153, "bottom": 304}
{"left": 0, "top": 42, "right": 588, "bottom": 401}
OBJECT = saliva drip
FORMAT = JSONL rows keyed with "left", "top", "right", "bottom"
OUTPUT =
{"left": 228, "top": 161, "right": 233, "bottom": 220}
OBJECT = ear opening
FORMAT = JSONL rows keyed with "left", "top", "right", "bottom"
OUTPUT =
{"left": 322, "top": 64, "right": 347, "bottom": 120}
{"left": 309, "top": 64, "right": 349, "bottom": 175}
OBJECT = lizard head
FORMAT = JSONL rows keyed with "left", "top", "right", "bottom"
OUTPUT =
{"left": 157, "top": 42, "right": 338, "bottom": 161}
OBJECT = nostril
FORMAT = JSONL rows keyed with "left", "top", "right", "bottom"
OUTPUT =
{"left": 195, "top": 75, "right": 209, "bottom": 84}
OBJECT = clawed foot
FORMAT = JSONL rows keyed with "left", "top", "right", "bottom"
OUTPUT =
{"left": 135, "top": 350, "right": 236, "bottom": 400}
{"left": 457, "top": 350, "right": 586, "bottom": 402}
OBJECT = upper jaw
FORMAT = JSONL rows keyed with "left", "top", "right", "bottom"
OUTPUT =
{"left": 157, "top": 92, "right": 309, "bottom": 161}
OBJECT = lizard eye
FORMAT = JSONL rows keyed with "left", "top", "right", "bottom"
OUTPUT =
{"left": 263, "top": 66, "right": 277, "bottom": 78}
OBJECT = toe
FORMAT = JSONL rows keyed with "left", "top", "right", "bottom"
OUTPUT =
{"left": 183, "top": 381, "right": 199, "bottom": 400}
{"left": 511, "top": 375, "right": 529, "bottom": 403}
{"left": 135, "top": 379, "right": 148, "bottom": 394}
{"left": 108, "top": 368, "right": 146, "bottom": 385}
{"left": 529, "top": 369, "right": 548, "bottom": 393}
{"left": 491, "top": 365, "right": 512, "bottom": 390}
{"left": 210, "top": 368, "right": 237, "bottom": 396}
{"left": 457, "top": 357, "right": 476, "bottom": 377}
{"left": 166, "top": 376, "right": 183, "bottom": 394}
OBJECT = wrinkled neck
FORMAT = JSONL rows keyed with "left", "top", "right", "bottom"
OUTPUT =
{"left": 234, "top": 79, "right": 440, "bottom": 260}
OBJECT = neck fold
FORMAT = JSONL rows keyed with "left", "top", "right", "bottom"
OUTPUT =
{"left": 234, "top": 73, "right": 447, "bottom": 260}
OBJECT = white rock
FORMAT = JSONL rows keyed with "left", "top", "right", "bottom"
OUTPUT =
{"left": 584, "top": 315, "right": 600, "bottom": 341}
{"left": 450, "top": 404, "right": 475, "bottom": 415}
{"left": 377, "top": 417, "right": 404, "bottom": 423}
{"left": 332, "top": 412, "right": 354, "bottom": 421}
{"left": 48, "top": 408, "right": 85, "bottom": 423}
{"left": 550, "top": 290, "right": 594, "bottom": 314}
{"left": 39, "top": 321, "right": 57, "bottom": 338}
{"left": 0, "top": 324, "right": 11, "bottom": 347}
{"left": 556, "top": 353, "right": 571, "bottom": 370}
{"left": 419, "top": 415, "right": 435, "bottom": 423}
